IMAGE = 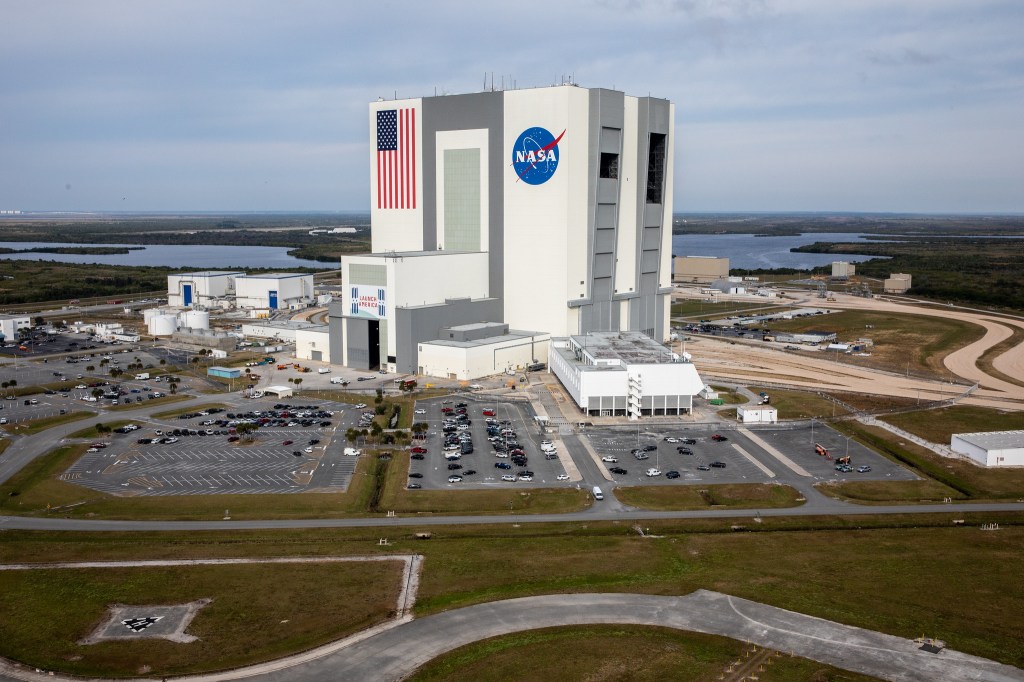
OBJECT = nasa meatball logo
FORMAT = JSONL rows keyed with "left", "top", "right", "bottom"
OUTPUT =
{"left": 511, "top": 126, "right": 565, "bottom": 185}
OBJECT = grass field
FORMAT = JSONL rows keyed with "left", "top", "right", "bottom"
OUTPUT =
{"left": 881, "top": 405, "right": 1024, "bottom": 444}
{"left": 614, "top": 483, "right": 803, "bottom": 511}
{"left": 67, "top": 420, "right": 134, "bottom": 439}
{"left": 708, "top": 384, "right": 746, "bottom": 405}
{"left": 831, "top": 421, "right": 1024, "bottom": 501}
{"left": 2, "top": 514, "right": 1023, "bottom": 672}
{"left": 408, "top": 625, "right": 881, "bottom": 682}
{"left": 766, "top": 310, "right": 984, "bottom": 379}
{"left": 0, "top": 560, "right": 402, "bottom": 678}
{"left": 1, "top": 410, "right": 94, "bottom": 436}
{"left": 746, "top": 386, "right": 848, "bottom": 420}
{"left": 150, "top": 402, "right": 230, "bottom": 419}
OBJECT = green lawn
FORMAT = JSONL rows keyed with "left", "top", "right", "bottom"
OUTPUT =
{"left": 746, "top": 386, "right": 848, "bottom": 420}
{"left": 881, "top": 405, "right": 1024, "bottom": 444}
{"left": 409, "top": 625, "right": 881, "bottom": 682}
{"left": 109, "top": 393, "right": 191, "bottom": 411}
{"left": 67, "top": 420, "right": 135, "bottom": 439}
{"left": 615, "top": 483, "right": 804, "bottom": 511}
{"left": 0, "top": 560, "right": 402, "bottom": 678}
{"left": 1, "top": 411, "right": 94, "bottom": 436}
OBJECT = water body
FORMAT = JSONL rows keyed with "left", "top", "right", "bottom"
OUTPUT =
{"left": 671, "top": 232, "right": 882, "bottom": 271}
{"left": 0, "top": 242, "right": 335, "bottom": 270}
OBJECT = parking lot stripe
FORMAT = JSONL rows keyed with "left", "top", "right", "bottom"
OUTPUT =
{"left": 731, "top": 444, "right": 776, "bottom": 478}
{"left": 739, "top": 428, "right": 812, "bottom": 477}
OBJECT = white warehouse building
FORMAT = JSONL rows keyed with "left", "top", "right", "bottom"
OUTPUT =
{"left": 167, "top": 271, "right": 243, "bottom": 308}
{"left": 0, "top": 314, "right": 31, "bottom": 341}
{"left": 295, "top": 326, "right": 331, "bottom": 363}
{"left": 951, "top": 431, "right": 1024, "bottom": 467}
{"left": 330, "top": 83, "right": 675, "bottom": 380}
{"left": 235, "top": 273, "right": 315, "bottom": 310}
{"left": 549, "top": 332, "right": 703, "bottom": 419}
{"left": 417, "top": 322, "right": 549, "bottom": 380}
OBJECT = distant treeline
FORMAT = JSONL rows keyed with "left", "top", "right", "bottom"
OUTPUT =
{"left": 792, "top": 238, "right": 1024, "bottom": 310}
{"left": 672, "top": 213, "right": 1024, "bottom": 236}
{"left": 0, "top": 246, "right": 141, "bottom": 255}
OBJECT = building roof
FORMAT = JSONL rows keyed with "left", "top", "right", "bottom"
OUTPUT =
{"left": 424, "top": 329, "right": 547, "bottom": 349}
{"left": 173, "top": 271, "right": 244, "bottom": 277}
{"left": 240, "top": 272, "right": 309, "bottom": 279}
{"left": 0, "top": 313, "right": 30, "bottom": 320}
{"left": 569, "top": 331, "right": 680, "bottom": 366}
{"left": 953, "top": 431, "right": 1024, "bottom": 450}
{"left": 244, "top": 320, "right": 324, "bottom": 331}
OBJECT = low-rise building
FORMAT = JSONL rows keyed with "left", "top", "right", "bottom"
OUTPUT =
{"left": 0, "top": 314, "right": 31, "bottom": 340}
{"left": 235, "top": 273, "right": 314, "bottom": 310}
{"left": 295, "top": 326, "right": 331, "bottom": 363}
{"left": 207, "top": 366, "right": 242, "bottom": 380}
{"left": 674, "top": 256, "right": 729, "bottom": 283}
{"left": 416, "top": 323, "right": 549, "bottom": 380}
{"left": 831, "top": 261, "right": 856, "bottom": 279}
{"left": 884, "top": 273, "right": 912, "bottom": 293}
{"left": 951, "top": 431, "right": 1024, "bottom": 467}
{"left": 549, "top": 331, "right": 704, "bottom": 419}
{"left": 737, "top": 406, "right": 778, "bottom": 424}
{"left": 167, "top": 271, "right": 243, "bottom": 308}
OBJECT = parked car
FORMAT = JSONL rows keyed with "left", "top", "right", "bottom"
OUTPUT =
{"left": 665, "top": 470, "right": 681, "bottom": 479}
{"left": 710, "top": 461, "right": 727, "bottom": 468}
{"left": 408, "top": 472, "right": 423, "bottom": 478}
{"left": 711, "top": 434, "right": 728, "bottom": 442}
{"left": 857, "top": 465, "right": 872, "bottom": 473}
{"left": 696, "top": 464, "right": 711, "bottom": 471}
{"left": 601, "top": 456, "right": 618, "bottom": 463}
{"left": 556, "top": 474, "right": 570, "bottom": 481}
{"left": 645, "top": 468, "right": 662, "bottom": 477}
{"left": 407, "top": 483, "right": 422, "bottom": 489}
{"left": 609, "top": 466, "right": 628, "bottom": 475}
{"left": 447, "top": 475, "right": 463, "bottom": 483}
{"left": 410, "top": 453, "right": 425, "bottom": 460}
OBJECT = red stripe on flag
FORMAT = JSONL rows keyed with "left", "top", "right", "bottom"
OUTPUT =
{"left": 411, "top": 108, "right": 416, "bottom": 209}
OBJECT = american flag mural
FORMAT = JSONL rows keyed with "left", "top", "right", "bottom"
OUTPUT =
{"left": 377, "top": 108, "right": 416, "bottom": 209}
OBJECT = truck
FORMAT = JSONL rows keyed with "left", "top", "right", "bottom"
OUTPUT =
{"left": 317, "top": 367, "right": 330, "bottom": 374}
{"left": 344, "top": 447, "right": 361, "bottom": 457}
{"left": 591, "top": 486, "right": 604, "bottom": 501}
{"left": 330, "top": 377, "right": 349, "bottom": 385}
{"left": 134, "top": 373, "right": 150, "bottom": 380}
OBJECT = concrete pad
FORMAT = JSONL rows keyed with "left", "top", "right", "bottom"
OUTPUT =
{"left": 79, "top": 599, "right": 210, "bottom": 644}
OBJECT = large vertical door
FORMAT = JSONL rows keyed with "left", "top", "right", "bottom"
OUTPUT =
{"left": 367, "top": 320, "right": 380, "bottom": 369}
{"left": 268, "top": 290, "right": 278, "bottom": 309}
{"left": 183, "top": 284, "right": 193, "bottom": 306}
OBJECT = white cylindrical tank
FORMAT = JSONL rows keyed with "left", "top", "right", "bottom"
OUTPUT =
{"left": 182, "top": 310, "right": 210, "bottom": 330}
{"left": 143, "top": 308, "right": 161, "bottom": 323}
{"left": 148, "top": 314, "right": 178, "bottom": 336}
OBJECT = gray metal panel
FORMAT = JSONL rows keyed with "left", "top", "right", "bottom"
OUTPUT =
{"left": 594, "top": 254, "right": 613, "bottom": 278}
{"left": 642, "top": 226, "right": 661, "bottom": 250}
{"left": 345, "top": 318, "right": 370, "bottom": 370}
{"left": 421, "top": 92, "right": 505, "bottom": 305}
{"left": 597, "top": 179, "right": 617, "bottom": 203}
{"left": 640, "top": 250, "right": 659, "bottom": 273}
{"left": 594, "top": 228, "right": 616, "bottom": 253}
{"left": 596, "top": 204, "right": 616, "bottom": 230}
{"left": 644, "top": 203, "right": 662, "bottom": 227}
{"left": 592, "top": 276, "right": 612, "bottom": 298}
{"left": 394, "top": 298, "right": 503, "bottom": 374}
{"left": 328, "top": 308, "right": 345, "bottom": 365}
{"left": 600, "top": 127, "right": 621, "bottom": 153}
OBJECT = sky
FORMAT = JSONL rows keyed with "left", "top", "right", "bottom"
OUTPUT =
{"left": 2, "top": 0, "right": 1022, "bottom": 214}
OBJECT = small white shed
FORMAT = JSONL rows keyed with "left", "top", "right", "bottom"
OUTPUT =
{"left": 737, "top": 406, "right": 778, "bottom": 424}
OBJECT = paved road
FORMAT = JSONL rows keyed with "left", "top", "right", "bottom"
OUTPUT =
{"left": 4, "top": 591, "right": 1019, "bottom": 682}
{"left": 4, "top": 499, "right": 1024, "bottom": 532}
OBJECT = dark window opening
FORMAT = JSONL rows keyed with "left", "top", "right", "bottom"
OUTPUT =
{"left": 646, "top": 133, "right": 666, "bottom": 204}
{"left": 600, "top": 152, "right": 619, "bottom": 179}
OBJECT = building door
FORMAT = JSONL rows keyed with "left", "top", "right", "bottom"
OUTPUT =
{"left": 182, "top": 284, "right": 193, "bottom": 306}
{"left": 367, "top": 320, "right": 380, "bottom": 369}
{"left": 310, "top": 350, "right": 322, "bottom": 361}
{"left": 268, "top": 290, "right": 278, "bottom": 309}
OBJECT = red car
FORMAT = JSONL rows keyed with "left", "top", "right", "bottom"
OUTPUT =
{"left": 711, "top": 434, "right": 728, "bottom": 442}
{"left": 482, "top": 409, "right": 496, "bottom": 416}
{"left": 283, "top": 440, "right": 293, "bottom": 445}
{"left": 410, "top": 446, "right": 428, "bottom": 454}
{"left": 441, "top": 407, "right": 454, "bottom": 414}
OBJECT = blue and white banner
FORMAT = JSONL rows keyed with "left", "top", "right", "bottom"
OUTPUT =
{"left": 349, "top": 285, "right": 387, "bottom": 319}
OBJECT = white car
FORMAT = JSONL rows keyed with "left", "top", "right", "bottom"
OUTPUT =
{"left": 354, "top": 403, "right": 367, "bottom": 409}
{"left": 540, "top": 440, "right": 553, "bottom": 447}
{"left": 414, "top": 409, "right": 426, "bottom": 414}
{"left": 601, "top": 456, "right": 618, "bottom": 463}
{"left": 447, "top": 475, "right": 463, "bottom": 483}
{"left": 556, "top": 474, "right": 570, "bottom": 481}
{"left": 493, "top": 451, "right": 508, "bottom": 458}
{"left": 665, "top": 437, "right": 680, "bottom": 443}
{"left": 75, "top": 384, "right": 87, "bottom": 389}
{"left": 645, "top": 468, "right": 662, "bottom": 477}
{"left": 518, "top": 475, "right": 533, "bottom": 482}
{"left": 304, "top": 446, "right": 313, "bottom": 453}
{"left": 501, "top": 474, "right": 517, "bottom": 482}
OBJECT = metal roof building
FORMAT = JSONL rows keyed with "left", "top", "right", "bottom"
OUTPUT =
{"left": 951, "top": 430, "right": 1024, "bottom": 467}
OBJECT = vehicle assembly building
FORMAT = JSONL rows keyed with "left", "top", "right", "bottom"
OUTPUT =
{"left": 330, "top": 83, "right": 679, "bottom": 385}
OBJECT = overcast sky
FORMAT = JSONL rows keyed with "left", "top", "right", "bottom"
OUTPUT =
{"left": 2, "top": 0, "right": 1022, "bottom": 213}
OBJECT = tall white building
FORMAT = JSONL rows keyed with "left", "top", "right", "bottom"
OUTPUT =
{"left": 331, "top": 84, "right": 675, "bottom": 375}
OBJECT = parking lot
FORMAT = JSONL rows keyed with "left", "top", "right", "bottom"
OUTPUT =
{"left": 405, "top": 395, "right": 576, "bottom": 490}
{"left": 584, "top": 422, "right": 915, "bottom": 485}
{"left": 61, "top": 399, "right": 359, "bottom": 496}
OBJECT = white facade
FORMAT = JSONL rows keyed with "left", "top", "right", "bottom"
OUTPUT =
{"left": 296, "top": 327, "right": 331, "bottom": 363}
{"left": 0, "top": 314, "right": 31, "bottom": 340}
{"left": 235, "top": 273, "right": 314, "bottom": 310}
{"left": 167, "top": 271, "right": 242, "bottom": 308}
{"left": 831, "top": 261, "right": 856, "bottom": 278}
{"left": 549, "top": 332, "right": 704, "bottom": 419}
{"left": 337, "top": 84, "right": 676, "bottom": 377}
{"left": 148, "top": 314, "right": 178, "bottom": 336}
{"left": 951, "top": 431, "right": 1024, "bottom": 467}
{"left": 737, "top": 406, "right": 778, "bottom": 424}
{"left": 418, "top": 331, "right": 549, "bottom": 380}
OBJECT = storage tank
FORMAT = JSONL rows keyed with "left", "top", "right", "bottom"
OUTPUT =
{"left": 143, "top": 308, "right": 161, "bottom": 324}
{"left": 181, "top": 309, "right": 210, "bottom": 330}
{"left": 148, "top": 314, "right": 178, "bottom": 336}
